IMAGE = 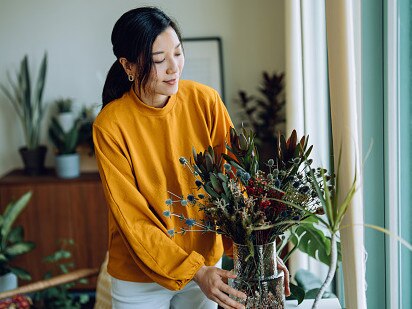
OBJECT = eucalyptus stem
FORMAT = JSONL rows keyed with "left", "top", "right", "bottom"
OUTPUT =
{"left": 312, "top": 231, "right": 338, "bottom": 309}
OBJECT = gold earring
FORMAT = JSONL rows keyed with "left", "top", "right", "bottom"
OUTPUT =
{"left": 128, "top": 74, "right": 134, "bottom": 82}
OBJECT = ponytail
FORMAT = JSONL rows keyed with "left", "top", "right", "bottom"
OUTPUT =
{"left": 102, "top": 61, "right": 132, "bottom": 108}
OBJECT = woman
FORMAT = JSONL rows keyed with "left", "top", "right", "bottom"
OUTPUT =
{"left": 94, "top": 6, "right": 289, "bottom": 309}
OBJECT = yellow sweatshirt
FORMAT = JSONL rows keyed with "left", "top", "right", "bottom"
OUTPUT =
{"left": 93, "top": 80, "right": 233, "bottom": 291}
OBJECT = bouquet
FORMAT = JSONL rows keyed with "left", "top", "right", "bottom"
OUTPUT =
{"left": 164, "top": 127, "right": 329, "bottom": 256}
{"left": 164, "top": 127, "right": 335, "bottom": 308}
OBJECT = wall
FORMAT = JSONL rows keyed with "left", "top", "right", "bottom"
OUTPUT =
{"left": 0, "top": 0, "right": 285, "bottom": 176}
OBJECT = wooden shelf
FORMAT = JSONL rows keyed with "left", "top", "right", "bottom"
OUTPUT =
{"left": 0, "top": 169, "right": 108, "bottom": 290}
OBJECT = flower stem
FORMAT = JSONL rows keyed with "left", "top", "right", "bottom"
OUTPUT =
{"left": 312, "top": 232, "right": 338, "bottom": 309}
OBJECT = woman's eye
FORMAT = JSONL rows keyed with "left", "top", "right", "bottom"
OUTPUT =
{"left": 153, "top": 59, "right": 165, "bottom": 64}
{"left": 175, "top": 53, "right": 181, "bottom": 57}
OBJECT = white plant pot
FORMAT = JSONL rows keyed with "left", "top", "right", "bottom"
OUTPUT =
{"left": 0, "top": 272, "right": 18, "bottom": 292}
{"left": 55, "top": 153, "right": 80, "bottom": 179}
{"left": 57, "top": 112, "right": 75, "bottom": 133}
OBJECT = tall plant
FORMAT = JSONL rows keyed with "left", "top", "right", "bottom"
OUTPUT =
{"left": 237, "top": 71, "right": 286, "bottom": 144}
{"left": 0, "top": 53, "right": 48, "bottom": 150}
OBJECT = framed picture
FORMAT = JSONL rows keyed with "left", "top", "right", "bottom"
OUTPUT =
{"left": 181, "top": 37, "right": 225, "bottom": 101}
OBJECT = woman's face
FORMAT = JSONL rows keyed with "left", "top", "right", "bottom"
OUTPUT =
{"left": 140, "top": 26, "right": 184, "bottom": 107}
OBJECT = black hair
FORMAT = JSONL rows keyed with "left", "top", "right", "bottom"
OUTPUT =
{"left": 102, "top": 7, "right": 183, "bottom": 107}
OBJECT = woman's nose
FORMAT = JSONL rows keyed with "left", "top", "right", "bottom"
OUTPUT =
{"left": 166, "top": 59, "right": 178, "bottom": 74}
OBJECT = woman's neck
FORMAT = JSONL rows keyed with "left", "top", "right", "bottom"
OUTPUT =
{"left": 133, "top": 85, "right": 168, "bottom": 108}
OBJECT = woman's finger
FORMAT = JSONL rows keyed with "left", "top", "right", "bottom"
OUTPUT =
{"left": 214, "top": 288, "right": 246, "bottom": 309}
{"left": 219, "top": 282, "right": 247, "bottom": 300}
{"left": 216, "top": 268, "right": 237, "bottom": 279}
{"left": 277, "top": 256, "right": 291, "bottom": 296}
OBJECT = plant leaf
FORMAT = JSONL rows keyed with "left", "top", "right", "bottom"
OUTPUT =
{"left": 5, "top": 242, "right": 35, "bottom": 257}
{"left": 10, "top": 266, "right": 32, "bottom": 281}
{"left": 289, "top": 283, "right": 306, "bottom": 304}
{"left": 1, "top": 191, "right": 32, "bottom": 246}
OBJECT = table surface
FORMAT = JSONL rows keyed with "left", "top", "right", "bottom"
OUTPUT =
{"left": 286, "top": 298, "right": 342, "bottom": 308}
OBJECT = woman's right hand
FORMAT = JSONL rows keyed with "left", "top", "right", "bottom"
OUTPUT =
{"left": 193, "top": 266, "right": 247, "bottom": 309}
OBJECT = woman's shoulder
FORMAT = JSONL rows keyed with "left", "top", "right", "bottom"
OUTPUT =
{"left": 94, "top": 92, "right": 132, "bottom": 129}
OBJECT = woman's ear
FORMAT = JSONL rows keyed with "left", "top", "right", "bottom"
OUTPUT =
{"left": 119, "top": 58, "right": 137, "bottom": 77}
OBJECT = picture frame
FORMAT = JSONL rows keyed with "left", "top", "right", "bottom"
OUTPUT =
{"left": 181, "top": 37, "right": 225, "bottom": 101}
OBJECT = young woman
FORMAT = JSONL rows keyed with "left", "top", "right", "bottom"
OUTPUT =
{"left": 94, "top": 6, "right": 289, "bottom": 309}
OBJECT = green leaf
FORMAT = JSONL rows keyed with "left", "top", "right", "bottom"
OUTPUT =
{"left": 1, "top": 191, "right": 32, "bottom": 247}
{"left": 210, "top": 174, "right": 223, "bottom": 193}
{"left": 79, "top": 294, "right": 90, "bottom": 304}
{"left": 289, "top": 283, "right": 306, "bottom": 304}
{"left": 335, "top": 172, "right": 357, "bottom": 229}
{"left": 294, "top": 269, "right": 323, "bottom": 293}
{"left": 34, "top": 53, "right": 47, "bottom": 107}
{"left": 5, "top": 242, "right": 35, "bottom": 257}
{"left": 10, "top": 266, "right": 32, "bottom": 281}
{"left": 8, "top": 226, "right": 24, "bottom": 243}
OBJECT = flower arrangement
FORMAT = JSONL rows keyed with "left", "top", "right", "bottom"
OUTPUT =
{"left": 164, "top": 127, "right": 330, "bottom": 257}
{"left": 164, "top": 127, "right": 334, "bottom": 308}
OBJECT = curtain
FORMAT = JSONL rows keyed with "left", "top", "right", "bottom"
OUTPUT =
{"left": 325, "top": 1, "right": 367, "bottom": 308}
{"left": 285, "top": 0, "right": 367, "bottom": 307}
{"left": 285, "top": 0, "right": 330, "bottom": 281}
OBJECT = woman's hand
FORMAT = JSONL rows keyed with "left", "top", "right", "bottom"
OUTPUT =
{"left": 277, "top": 256, "right": 291, "bottom": 297}
{"left": 193, "top": 266, "right": 247, "bottom": 309}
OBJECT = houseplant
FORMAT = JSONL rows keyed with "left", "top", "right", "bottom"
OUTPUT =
{"left": 48, "top": 115, "right": 81, "bottom": 179}
{"left": 32, "top": 239, "right": 90, "bottom": 308}
{"left": 77, "top": 105, "right": 96, "bottom": 156}
{"left": 0, "top": 54, "right": 48, "bottom": 175}
{"left": 0, "top": 191, "right": 36, "bottom": 292}
{"left": 237, "top": 71, "right": 286, "bottom": 164}
{"left": 53, "top": 98, "right": 75, "bottom": 133}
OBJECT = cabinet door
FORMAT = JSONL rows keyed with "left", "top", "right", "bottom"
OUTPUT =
{"left": 0, "top": 172, "right": 108, "bottom": 289}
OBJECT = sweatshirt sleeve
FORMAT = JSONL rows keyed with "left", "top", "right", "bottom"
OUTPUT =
{"left": 93, "top": 123, "right": 205, "bottom": 291}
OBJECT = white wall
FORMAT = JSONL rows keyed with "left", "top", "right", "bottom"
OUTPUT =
{"left": 0, "top": 0, "right": 285, "bottom": 176}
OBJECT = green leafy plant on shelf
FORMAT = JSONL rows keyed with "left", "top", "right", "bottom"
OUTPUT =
{"left": 54, "top": 98, "right": 74, "bottom": 114}
{"left": 0, "top": 54, "right": 47, "bottom": 150}
{"left": 48, "top": 117, "right": 81, "bottom": 155}
{"left": 32, "top": 239, "right": 89, "bottom": 309}
{"left": 77, "top": 105, "right": 96, "bottom": 156}
{"left": 0, "top": 191, "right": 36, "bottom": 280}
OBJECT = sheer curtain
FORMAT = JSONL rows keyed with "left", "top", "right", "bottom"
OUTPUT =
{"left": 284, "top": 0, "right": 330, "bottom": 282}
{"left": 285, "top": 0, "right": 367, "bottom": 308}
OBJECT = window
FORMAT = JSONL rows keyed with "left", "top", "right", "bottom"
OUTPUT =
{"left": 363, "top": 1, "right": 412, "bottom": 308}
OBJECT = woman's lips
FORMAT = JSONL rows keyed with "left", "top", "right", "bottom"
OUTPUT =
{"left": 164, "top": 79, "right": 177, "bottom": 85}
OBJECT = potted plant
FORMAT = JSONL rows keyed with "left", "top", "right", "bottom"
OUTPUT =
{"left": 0, "top": 53, "right": 48, "bottom": 175}
{"left": 53, "top": 98, "right": 75, "bottom": 133}
{"left": 77, "top": 105, "right": 96, "bottom": 156}
{"left": 48, "top": 116, "right": 81, "bottom": 179}
{"left": 236, "top": 71, "right": 286, "bottom": 165}
{"left": 0, "top": 191, "right": 36, "bottom": 292}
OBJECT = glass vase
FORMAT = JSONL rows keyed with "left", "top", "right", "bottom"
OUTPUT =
{"left": 229, "top": 241, "right": 285, "bottom": 309}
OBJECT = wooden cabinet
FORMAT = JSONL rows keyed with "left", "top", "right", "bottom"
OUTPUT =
{"left": 0, "top": 169, "right": 108, "bottom": 290}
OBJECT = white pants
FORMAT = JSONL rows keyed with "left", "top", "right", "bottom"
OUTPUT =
{"left": 111, "top": 259, "right": 221, "bottom": 309}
